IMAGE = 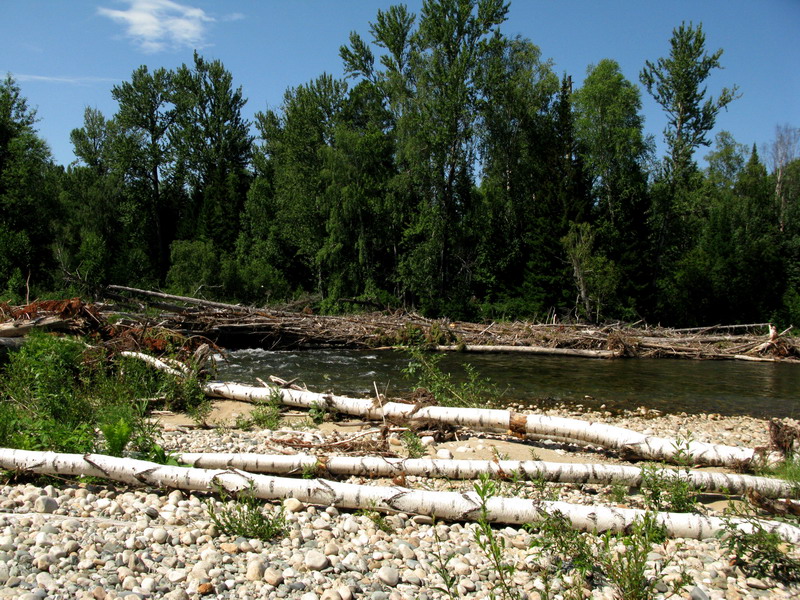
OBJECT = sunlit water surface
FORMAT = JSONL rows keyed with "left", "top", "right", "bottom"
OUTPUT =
{"left": 215, "top": 349, "right": 800, "bottom": 419}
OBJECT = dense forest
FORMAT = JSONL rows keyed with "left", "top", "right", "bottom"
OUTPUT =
{"left": 1, "top": 0, "right": 798, "bottom": 326}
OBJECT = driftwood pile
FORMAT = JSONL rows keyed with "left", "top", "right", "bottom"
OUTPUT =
{"left": 1, "top": 285, "right": 797, "bottom": 362}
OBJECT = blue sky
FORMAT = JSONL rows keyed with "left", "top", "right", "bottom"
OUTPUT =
{"left": 1, "top": 0, "right": 798, "bottom": 168}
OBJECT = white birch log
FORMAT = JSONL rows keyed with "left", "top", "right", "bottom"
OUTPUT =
{"left": 1, "top": 448, "right": 798, "bottom": 544}
{"left": 175, "top": 453, "right": 798, "bottom": 499}
{"left": 120, "top": 351, "right": 187, "bottom": 378}
{"left": 203, "top": 381, "right": 779, "bottom": 468}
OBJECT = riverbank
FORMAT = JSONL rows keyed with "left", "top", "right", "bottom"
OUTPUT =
{"left": 2, "top": 401, "right": 798, "bottom": 600}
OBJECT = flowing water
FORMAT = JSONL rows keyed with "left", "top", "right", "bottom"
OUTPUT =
{"left": 215, "top": 348, "right": 800, "bottom": 419}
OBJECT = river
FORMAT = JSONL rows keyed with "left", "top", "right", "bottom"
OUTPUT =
{"left": 214, "top": 348, "right": 800, "bottom": 419}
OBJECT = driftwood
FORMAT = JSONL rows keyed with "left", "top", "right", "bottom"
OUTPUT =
{"left": 2, "top": 448, "right": 799, "bottom": 543}
{"left": 1, "top": 290, "right": 796, "bottom": 361}
{"left": 176, "top": 452, "right": 799, "bottom": 499}
{"left": 203, "top": 381, "right": 781, "bottom": 469}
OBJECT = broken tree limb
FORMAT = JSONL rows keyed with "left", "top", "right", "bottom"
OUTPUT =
{"left": 0, "top": 315, "right": 69, "bottom": 337}
{"left": 1, "top": 448, "right": 798, "bottom": 543}
{"left": 175, "top": 452, "right": 799, "bottom": 499}
{"left": 433, "top": 344, "right": 618, "bottom": 358}
{"left": 203, "top": 381, "right": 781, "bottom": 469}
{"left": 107, "top": 285, "right": 257, "bottom": 314}
{"left": 119, "top": 351, "right": 188, "bottom": 378}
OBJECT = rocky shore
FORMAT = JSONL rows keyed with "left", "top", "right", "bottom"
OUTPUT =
{"left": 1, "top": 403, "right": 798, "bottom": 600}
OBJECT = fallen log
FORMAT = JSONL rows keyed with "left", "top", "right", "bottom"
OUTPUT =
{"left": 2, "top": 448, "right": 799, "bottom": 543}
{"left": 203, "top": 381, "right": 781, "bottom": 469}
{"left": 176, "top": 452, "right": 798, "bottom": 499}
{"left": 0, "top": 315, "right": 69, "bottom": 337}
{"left": 433, "top": 344, "right": 618, "bottom": 358}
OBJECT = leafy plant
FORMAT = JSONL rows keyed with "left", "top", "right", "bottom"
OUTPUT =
{"left": 472, "top": 474, "right": 521, "bottom": 600}
{"left": 430, "top": 518, "right": 460, "bottom": 600}
{"left": 719, "top": 512, "right": 800, "bottom": 583}
{"left": 639, "top": 464, "right": 697, "bottom": 513}
{"left": 402, "top": 430, "right": 426, "bottom": 458}
{"left": 309, "top": 400, "right": 337, "bottom": 425}
{"left": 355, "top": 506, "right": 392, "bottom": 533}
{"left": 250, "top": 390, "right": 283, "bottom": 429}
{"left": 205, "top": 486, "right": 286, "bottom": 542}
{"left": 403, "top": 347, "right": 500, "bottom": 409}
{"left": 99, "top": 417, "right": 133, "bottom": 457}
{"left": 598, "top": 512, "right": 689, "bottom": 600}
{"left": 527, "top": 510, "right": 596, "bottom": 580}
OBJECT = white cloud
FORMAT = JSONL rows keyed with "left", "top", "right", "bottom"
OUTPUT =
{"left": 14, "top": 74, "right": 119, "bottom": 86}
{"left": 98, "top": 0, "right": 214, "bottom": 53}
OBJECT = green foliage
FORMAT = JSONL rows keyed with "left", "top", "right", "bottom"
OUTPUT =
{"left": 308, "top": 399, "right": 339, "bottom": 425}
{"left": 354, "top": 506, "right": 392, "bottom": 533}
{"left": 472, "top": 474, "right": 521, "bottom": 600}
{"left": 206, "top": 487, "right": 287, "bottom": 542}
{"left": 250, "top": 390, "right": 283, "bottom": 430}
{"left": 402, "top": 430, "right": 426, "bottom": 458}
{"left": 527, "top": 510, "right": 596, "bottom": 580}
{"left": 598, "top": 512, "right": 689, "bottom": 600}
{"left": 719, "top": 512, "right": 800, "bottom": 584}
{"left": 639, "top": 465, "right": 697, "bottom": 513}
{"left": 402, "top": 346, "right": 500, "bottom": 408}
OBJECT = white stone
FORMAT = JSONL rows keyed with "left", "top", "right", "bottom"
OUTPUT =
{"left": 377, "top": 565, "right": 400, "bottom": 586}
{"left": 436, "top": 448, "right": 453, "bottom": 459}
{"left": 304, "top": 550, "right": 330, "bottom": 571}
{"left": 246, "top": 558, "right": 267, "bottom": 581}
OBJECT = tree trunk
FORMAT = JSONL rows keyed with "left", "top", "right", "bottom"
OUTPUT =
{"left": 203, "top": 381, "right": 780, "bottom": 469}
{"left": 176, "top": 452, "right": 798, "bottom": 499}
{"left": 2, "top": 448, "right": 798, "bottom": 543}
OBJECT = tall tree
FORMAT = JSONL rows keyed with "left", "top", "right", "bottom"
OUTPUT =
{"left": 172, "top": 53, "right": 253, "bottom": 249}
{"left": 572, "top": 59, "right": 652, "bottom": 316}
{"left": 640, "top": 22, "right": 740, "bottom": 319}
{"left": 111, "top": 66, "right": 179, "bottom": 277}
{"left": 765, "top": 123, "right": 800, "bottom": 232}
{"left": 475, "top": 34, "right": 559, "bottom": 314}
{"left": 640, "top": 21, "right": 740, "bottom": 186}
{"left": 0, "top": 75, "right": 60, "bottom": 299}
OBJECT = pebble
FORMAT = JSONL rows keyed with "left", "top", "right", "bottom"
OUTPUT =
{"left": 0, "top": 413, "right": 793, "bottom": 600}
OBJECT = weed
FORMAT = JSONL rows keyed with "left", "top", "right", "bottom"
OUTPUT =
{"left": 472, "top": 474, "right": 521, "bottom": 600}
{"left": 430, "top": 518, "right": 460, "bottom": 600}
{"left": 719, "top": 511, "right": 800, "bottom": 583}
{"left": 402, "top": 430, "right": 427, "bottom": 458}
{"left": 301, "top": 463, "right": 318, "bottom": 479}
{"left": 205, "top": 486, "right": 286, "bottom": 542}
{"left": 355, "top": 506, "right": 392, "bottom": 533}
{"left": 309, "top": 400, "right": 337, "bottom": 425}
{"left": 639, "top": 464, "right": 696, "bottom": 513}
{"left": 609, "top": 482, "right": 629, "bottom": 504}
{"left": 527, "top": 511, "right": 596, "bottom": 581}
{"left": 99, "top": 417, "right": 133, "bottom": 457}
{"left": 403, "top": 347, "right": 500, "bottom": 409}
{"left": 188, "top": 397, "right": 214, "bottom": 428}
{"left": 251, "top": 390, "right": 282, "bottom": 429}
{"left": 598, "top": 512, "right": 689, "bottom": 600}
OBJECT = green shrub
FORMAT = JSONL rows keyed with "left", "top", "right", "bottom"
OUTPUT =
{"left": 206, "top": 487, "right": 286, "bottom": 542}
{"left": 403, "top": 346, "right": 500, "bottom": 408}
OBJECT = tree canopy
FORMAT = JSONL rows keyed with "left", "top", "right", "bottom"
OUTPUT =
{"left": 0, "top": 3, "right": 796, "bottom": 328}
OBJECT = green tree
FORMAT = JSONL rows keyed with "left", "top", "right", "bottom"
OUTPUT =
{"left": 172, "top": 53, "right": 252, "bottom": 249}
{"left": 640, "top": 21, "right": 740, "bottom": 186}
{"left": 474, "top": 34, "right": 560, "bottom": 316}
{"left": 573, "top": 59, "right": 652, "bottom": 317}
{"left": 640, "top": 22, "right": 740, "bottom": 320}
{"left": 248, "top": 74, "right": 348, "bottom": 294}
{"left": 0, "top": 75, "right": 60, "bottom": 299}
{"left": 111, "top": 66, "right": 181, "bottom": 278}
